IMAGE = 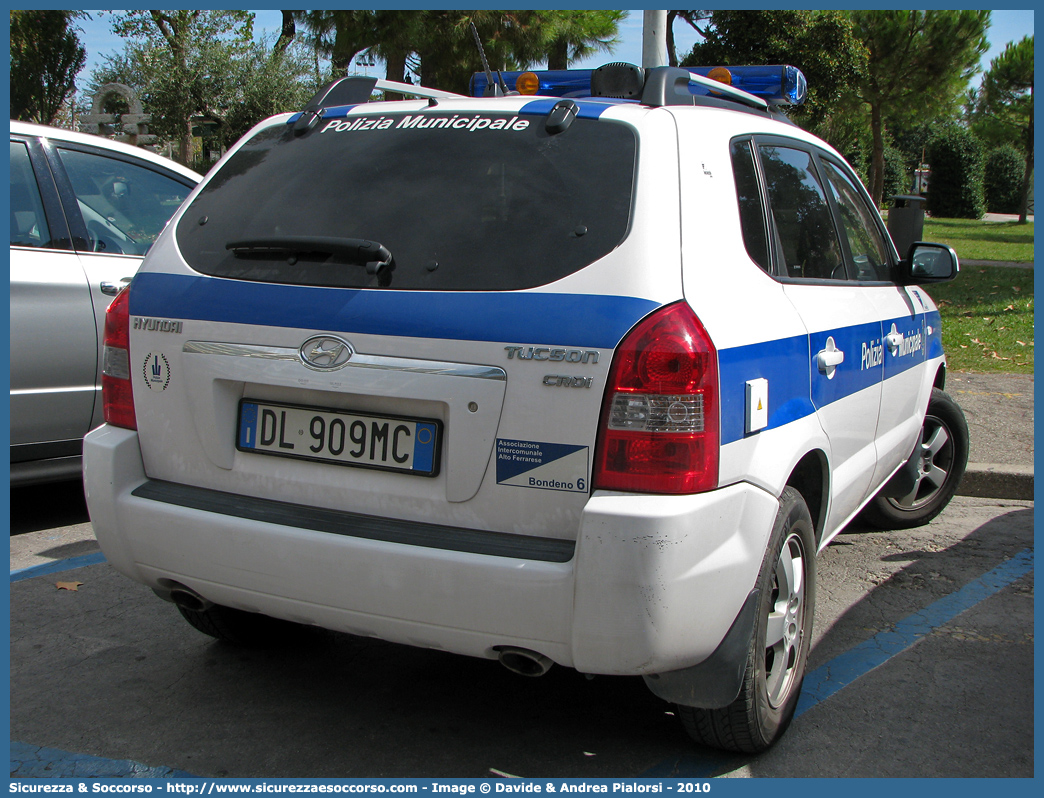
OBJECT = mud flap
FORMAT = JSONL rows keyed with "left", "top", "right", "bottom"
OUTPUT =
{"left": 642, "top": 588, "right": 759, "bottom": 709}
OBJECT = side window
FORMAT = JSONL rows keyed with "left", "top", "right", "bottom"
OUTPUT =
{"left": 55, "top": 147, "right": 191, "bottom": 256}
{"left": 758, "top": 144, "right": 845, "bottom": 281}
{"left": 10, "top": 141, "right": 53, "bottom": 248}
{"left": 730, "top": 139, "right": 770, "bottom": 272}
{"left": 820, "top": 160, "right": 893, "bottom": 281}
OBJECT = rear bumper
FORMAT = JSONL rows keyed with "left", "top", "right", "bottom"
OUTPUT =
{"left": 84, "top": 424, "right": 777, "bottom": 675}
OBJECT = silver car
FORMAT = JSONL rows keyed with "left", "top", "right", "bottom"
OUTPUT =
{"left": 10, "top": 121, "right": 200, "bottom": 485}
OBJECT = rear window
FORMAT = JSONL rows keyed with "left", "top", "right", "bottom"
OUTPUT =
{"left": 176, "top": 111, "right": 637, "bottom": 291}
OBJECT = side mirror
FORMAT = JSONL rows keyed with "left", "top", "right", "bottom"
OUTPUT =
{"left": 897, "top": 241, "right": 959, "bottom": 284}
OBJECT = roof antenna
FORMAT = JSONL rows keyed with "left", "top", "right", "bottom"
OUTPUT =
{"left": 470, "top": 21, "right": 511, "bottom": 96}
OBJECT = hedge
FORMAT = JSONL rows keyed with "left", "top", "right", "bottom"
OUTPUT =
{"left": 984, "top": 145, "right": 1025, "bottom": 214}
{"left": 926, "top": 126, "right": 985, "bottom": 219}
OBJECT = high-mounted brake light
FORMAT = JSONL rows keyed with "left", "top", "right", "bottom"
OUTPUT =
{"left": 470, "top": 63, "right": 806, "bottom": 107}
{"left": 101, "top": 287, "right": 136, "bottom": 430}
{"left": 594, "top": 301, "right": 719, "bottom": 494}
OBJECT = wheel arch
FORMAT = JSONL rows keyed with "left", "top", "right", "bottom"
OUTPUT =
{"left": 785, "top": 449, "right": 828, "bottom": 547}
{"left": 933, "top": 363, "right": 947, "bottom": 390}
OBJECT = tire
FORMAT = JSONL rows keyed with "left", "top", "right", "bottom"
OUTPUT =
{"left": 177, "top": 602, "right": 308, "bottom": 647}
{"left": 862, "top": 388, "right": 969, "bottom": 530}
{"left": 678, "top": 486, "right": 816, "bottom": 753}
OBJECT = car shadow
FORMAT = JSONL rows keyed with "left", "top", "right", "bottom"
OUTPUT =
{"left": 9, "top": 478, "right": 90, "bottom": 535}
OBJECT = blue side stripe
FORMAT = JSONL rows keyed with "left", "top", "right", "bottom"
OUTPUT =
{"left": 926, "top": 309, "right": 944, "bottom": 360}
{"left": 809, "top": 321, "right": 883, "bottom": 409}
{"left": 129, "top": 273, "right": 659, "bottom": 350}
{"left": 718, "top": 334, "right": 814, "bottom": 446}
{"left": 132, "top": 274, "right": 941, "bottom": 445}
{"left": 718, "top": 312, "right": 934, "bottom": 445}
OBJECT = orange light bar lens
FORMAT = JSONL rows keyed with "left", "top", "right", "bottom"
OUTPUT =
{"left": 707, "top": 66, "right": 733, "bottom": 85}
{"left": 516, "top": 72, "right": 541, "bottom": 95}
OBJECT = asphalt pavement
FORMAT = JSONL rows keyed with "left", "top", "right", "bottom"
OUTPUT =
{"left": 9, "top": 495, "right": 1034, "bottom": 778}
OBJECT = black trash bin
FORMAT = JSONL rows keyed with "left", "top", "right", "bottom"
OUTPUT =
{"left": 887, "top": 194, "right": 927, "bottom": 257}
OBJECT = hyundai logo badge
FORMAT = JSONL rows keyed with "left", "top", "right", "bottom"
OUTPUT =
{"left": 300, "top": 335, "right": 354, "bottom": 370}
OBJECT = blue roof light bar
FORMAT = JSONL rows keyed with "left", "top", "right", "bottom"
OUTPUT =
{"left": 687, "top": 65, "right": 807, "bottom": 106}
{"left": 470, "top": 64, "right": 807, "bottom": 107}
{"left": 469, "top": 70, "right": 591, "bottom": 99}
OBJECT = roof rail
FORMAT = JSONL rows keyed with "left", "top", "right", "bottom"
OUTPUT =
{"left": 637, "top": 67, "right": 767, "bottom": 110}
{"left": 372, "top": 78, "right": 463, "bottom": 102}
{"left": 293, "top": 76, "right": 463, "bottom": 134}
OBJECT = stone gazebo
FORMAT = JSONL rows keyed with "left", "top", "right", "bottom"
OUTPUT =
{"left": 79, "top": 83, "right": 157, "bottom": 147}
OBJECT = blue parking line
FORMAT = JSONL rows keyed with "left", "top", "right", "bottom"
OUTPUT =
{"left": 10, "top": 741, "right": 195, "bottom": 778}
{"left": 640, "top": 751, "right": 735, "bottom": 778}
{"left": 10, "top": 551, "right": 108, "bottom": 582}
{"left": 796, "top": 547, "right": 1034, "bottom": 716}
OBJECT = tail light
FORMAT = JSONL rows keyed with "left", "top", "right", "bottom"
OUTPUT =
{"left": 101, "top": 287, "right": 136, "bottom": 429}
{"left": 593, "top": 301, "right": 719, "bottom": 494}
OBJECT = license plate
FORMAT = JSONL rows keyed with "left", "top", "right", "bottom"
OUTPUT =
{"left": 237, "top": 401, "right": 440, "bottom": 477}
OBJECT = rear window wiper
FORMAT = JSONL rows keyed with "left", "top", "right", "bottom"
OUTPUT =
{"left": 226, "top": 236, "right": 393, "bottom": 275}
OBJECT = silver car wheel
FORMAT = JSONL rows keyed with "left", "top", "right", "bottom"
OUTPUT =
{"left": 887, "top": 412, "right": 954, "bottom": 512}
{"left": 764, "top": 530, "right": 807, "bottom": 709}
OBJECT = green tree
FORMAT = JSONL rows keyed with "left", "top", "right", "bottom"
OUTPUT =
{"left": 666, "top": 11, "right": 710, "bottom": 68}
{"left": 984, "top": 145, "right": 1026, "bottom": 214}
{"left": 413, "top": 11, "right": 548, "bottom": 93}
{"left": 849, "top": 10, "right": 989, "bottom": 207}
{"left": 222, "top": 38, "right": 322, "bottom": 146}
{"left": 110, "top": 10, "right": 254, "bottom": 165}
{"left": 292, "top": 10, "right": 378, "bottom": 78}
{"left": 10, "top": 10, "right": 87, "bottom": 124}
{"left": 294, "top": 10, "right": 623, "bottom": 94}
{"left": 811, "top": 88, "right": 879, "bottom": 179}
{"left": 539, "top": 10, "right": 623, "bottom": 70}
{"left": 89, "top": 11, "right": 318, "bottom": 167}
{"left": 972, "top": 36, "right": 1033, "bottom": 222}
{"left": 680, "top": 10, "right": 867, "bottom": 133}
{"left": 358, "top": 11, "right": 428, "bottom": 91}
{"left": 926, "top": 124, "right": 985, "bottom": 219}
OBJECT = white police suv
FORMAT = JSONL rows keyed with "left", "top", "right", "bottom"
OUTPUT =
{"left": 84, "top": 63, "right": 968, "bottom": 752}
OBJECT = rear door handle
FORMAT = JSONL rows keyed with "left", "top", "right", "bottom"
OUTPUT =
{"left": 816, "top": 336, "right": 844, "bottom": 379}
{"left": 885, "top": 323, "right": 904, "bottom": 355}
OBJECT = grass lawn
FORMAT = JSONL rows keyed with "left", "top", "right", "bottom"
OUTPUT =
{"left": 922, "top": 217, "right": 1034, "bottom": 262}
{"left": 927, "top": 265, "right": 1034, "bottom": 373}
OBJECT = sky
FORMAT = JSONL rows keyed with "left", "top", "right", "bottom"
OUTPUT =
{"left": 74, "top": 9, "right": 1035, "bottom": 91}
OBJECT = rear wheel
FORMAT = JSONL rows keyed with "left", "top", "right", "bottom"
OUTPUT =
{"left": 678, "top": 486, "right": 816, "bottom": 753}
{"left": 862, "top": 388, "right": 969, "bottom": 530}
{"left": 177, "top": 602, "right": 308, "bottom": 647}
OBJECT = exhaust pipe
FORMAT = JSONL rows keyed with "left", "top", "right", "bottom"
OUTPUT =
{"left": 168, "top": 585, "right": 214, "bottom": 613}
{"left": 497, "top": 646, "right": 553, "bottom": 677}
